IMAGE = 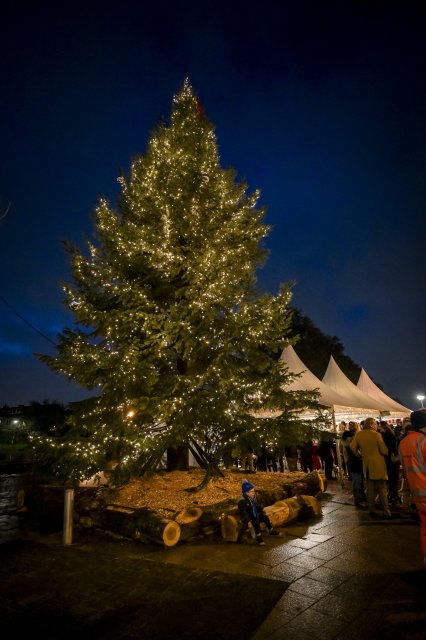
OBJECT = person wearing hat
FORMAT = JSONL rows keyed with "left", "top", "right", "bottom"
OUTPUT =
{"left": 237, "top": 479, "right": 281, "bottom": 545}
{"left": 402, "top": 416, "right": 412, "bottom": 433}
{"left": 399, "top": 409, "right": 426, "bottom": 568}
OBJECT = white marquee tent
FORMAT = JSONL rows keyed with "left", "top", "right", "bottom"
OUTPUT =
{"left": 322, "top": 355, "right": 391, "bottom": 415}
{"left": 280, "top": 346, "right": 410, "bottom": 420}
{"left": 322, "top": 355, "right": 410, "bottom": 417}
{"left": 279, "top": 347, "right": 410, "bottom": 482}
{"left": 356, "top": 367, "right": 411, "bottom": 416}
{"left": 281, "top": 346, "right": 385, "bottom": 418}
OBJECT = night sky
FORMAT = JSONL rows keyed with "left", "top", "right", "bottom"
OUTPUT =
{"left": 1, "top": 1, "right": 425, "bottom": 409}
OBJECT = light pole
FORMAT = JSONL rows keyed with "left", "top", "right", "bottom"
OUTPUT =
{"left": 416, "top": 394, "right": 425, "bottom": 408}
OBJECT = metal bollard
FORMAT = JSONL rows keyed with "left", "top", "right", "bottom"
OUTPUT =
{"left": 63, "top": 488, "right": 74, "bottom": 545}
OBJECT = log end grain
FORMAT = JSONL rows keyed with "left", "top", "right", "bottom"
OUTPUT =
{"left": 163, "top": 520, "right": 181, "bottom": 546}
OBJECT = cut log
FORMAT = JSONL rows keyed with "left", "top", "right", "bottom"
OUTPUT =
{"left": 271, "top": 496, "right": 303, "bottom": 524}
{"left": 17, "top": 488, "right": 25, "bottom": 509}
{"left": 79, "top": 515, "right": 94, "bottom": 529}
{"left": 71, "top": 470, "right": 325, "bottom": 543}
{"left": 175, "top": 507, "right": 203, "bottom": 527}
{"left": 177, "top": 523, "right": 203, "bottom": 542}
{"left": 253, "top": 470, "right": 324, "bottom": 506}
{"left": 133, "top": 507, "right": 181, "bottom": 547}
{"left": 261, "top": 494, "right": 322, "bottom": 530}
{"left": 220, "top": 493, "right": 322, "bottom": 542}
{"left": 100, "top": 505, "right": 142, "bottom": 539}
{"left": 273, "top": 495, "right": 319, "bottom": 522}
{"left": 314, "top": 471, "right": 326, "bottom": 494}
{"left": 199, "top": 501, "right": 238, "bottom": 527}
{"left": 299, "top": 494, "right": 322, "bottom": 517}
{"left": 263, "top": 502, "right": 293, "bottom": 527}
{"left": 255, "top": 487, "right": 288, "bottom": 505}
{"left": 291, "top": 470, "right": 325, "bottom": 497}
{"left": 220, "top": 514, "right": 241, "bottom": 542}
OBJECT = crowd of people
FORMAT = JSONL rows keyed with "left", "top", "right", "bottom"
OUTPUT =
{"left": 308, "top": 412, "right": 424, "bottom": 568}
{"left": 231, "top": 410, "right": 426, "bottom": 567}
{"left": 232, "top": 439, "right": 339, "bottom": 476}
{"left": 330, "top": 412, "right": 425, "bottom": 569}
{"left": 338, "top": 417, "right": 412, "bottom": 511}
{"left": 234, "top": 416, "right": 417, "bottom": 518}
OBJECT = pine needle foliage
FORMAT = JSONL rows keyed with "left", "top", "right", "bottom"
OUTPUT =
{"left": 36, "top": 79, "right": 317, "bottom": 485}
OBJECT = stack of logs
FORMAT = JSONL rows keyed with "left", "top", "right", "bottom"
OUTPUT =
{"left": 76, "top": 470, "right": 325, "bottom": 547}
{"left": 221, "top": 493, "right": 322, "bottom": 542}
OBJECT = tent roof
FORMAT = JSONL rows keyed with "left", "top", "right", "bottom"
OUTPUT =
{"left": 357, "top": 368, "right": 411, "bottom": 415}
{"left": 322, "top": 356, "right": 397, "bottom": 413}
{"left": 280, "top": 347, "right": 382, "bottom": 413}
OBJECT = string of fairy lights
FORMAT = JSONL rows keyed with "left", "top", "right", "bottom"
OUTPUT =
{"left": 17, "top": 80, "right": 316, "bottom": 480}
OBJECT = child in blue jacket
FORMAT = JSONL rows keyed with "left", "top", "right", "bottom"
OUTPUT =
{"left": 237, "top": 479, "right": 281, "bottom": 545}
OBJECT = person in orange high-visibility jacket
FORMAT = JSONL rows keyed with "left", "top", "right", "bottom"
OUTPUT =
{"left": 399, "top": 409, "right": 426, "bottom": 569}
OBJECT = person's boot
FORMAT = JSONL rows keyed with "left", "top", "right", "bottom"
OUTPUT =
{"left": 267, "top": 527, "right": 282, "bottom": 537}
{"left": 256, "top": 533, "right": 265, "bottom": 546}
{"left": 354, "top": 499, "right": 367, "bottom": 508}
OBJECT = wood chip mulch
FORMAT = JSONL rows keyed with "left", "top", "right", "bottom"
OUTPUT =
{"left": 107, "top": 469, "right": 309, "bottom": 518}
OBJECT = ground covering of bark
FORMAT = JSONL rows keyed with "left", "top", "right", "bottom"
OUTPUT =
{"left": 107, "top": 468, "right": 314, "bottom": 518}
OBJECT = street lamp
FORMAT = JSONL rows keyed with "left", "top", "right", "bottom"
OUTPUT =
{"left": 416, "top": 395, "right": 425, "bottom": 408}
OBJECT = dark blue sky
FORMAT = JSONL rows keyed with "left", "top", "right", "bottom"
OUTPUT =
{"left": 1, "top": 1, "right": 425, "bottom": 409}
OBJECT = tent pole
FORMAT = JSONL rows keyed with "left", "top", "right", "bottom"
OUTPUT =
{"left": 332, "top": 409, "right": 345, "bottom": 488}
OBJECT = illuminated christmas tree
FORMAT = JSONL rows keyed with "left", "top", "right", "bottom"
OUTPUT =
{"left": 38, "top": 79, "right": 316, "bottom": 486}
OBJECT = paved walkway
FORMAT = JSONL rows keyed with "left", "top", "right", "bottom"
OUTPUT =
{"left": 1, "top": 475, "right": 425, "bottom": 639}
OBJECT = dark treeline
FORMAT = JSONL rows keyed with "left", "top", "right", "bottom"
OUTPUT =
{"left": 290, "top": 307, "right": 364, "bottom": 386}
